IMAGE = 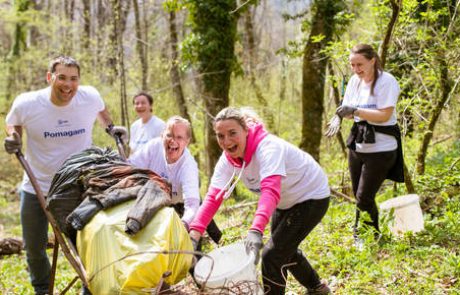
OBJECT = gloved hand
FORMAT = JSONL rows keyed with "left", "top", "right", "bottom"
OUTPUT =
{"left": 336, "top": 105, "right": 357, "bottom": 118}
{"left": 325, "top": 114, "right": 342, "bottom": 137}
{"left": 4, "top": 131, "right": 22, "bottom": 154}
{"left": 190, "top": 237, "right": 199, "bottom": 252}
{"left": 106, "top": 124, "right": 128, "bottom": 142}
{"left": 244, "top": 230, "right": 263, "bottom": 264}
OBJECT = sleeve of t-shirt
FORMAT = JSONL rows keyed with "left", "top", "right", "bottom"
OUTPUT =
{"left": 5, "top": 94, "right": 27, "bottom": 126}
{"left": 376, "top": 73, "right": 400, "bottom": 109}
{"left": 257, "top": 138, "right": 287, "bottom": 180}
{"left": 180, "top": 156, "right": 201, "bottom": 225}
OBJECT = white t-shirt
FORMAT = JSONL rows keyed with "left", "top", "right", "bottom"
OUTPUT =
{"left": 129, "top": 116, "right": 165, "bottom": 154}
{"left": 128, "top": 137, "right": 200, "bottom": 224}
{"left": 343, "top": 71, "right": 400, "bottom": 153}
{"left": 6, "top": 86, "right": 105, "bottom": 195}
{"left": 210, "top": 134, "right": 330, "bottom": 210}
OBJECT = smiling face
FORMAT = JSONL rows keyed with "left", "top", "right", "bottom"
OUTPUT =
{"left": 215, "top": 119, "right": 248, "bottom": 159}
{"left": 163, "top": 122, "right": 190, "bottom": 164}
{"left": 349, "top": 53, "right": 375, "bottom": 83}
{"left": 133, "top": 95, "right": 152, "bottom": 121}
{"left": 47, "top": 64, "right": 80, "bottom": 106}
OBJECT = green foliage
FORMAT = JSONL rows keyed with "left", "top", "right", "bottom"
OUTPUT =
{"left": 0, "top": 0, "right": 459, "bottom": 293}
{"left": 182, "top": 0, "right": 238, "bottom": 90}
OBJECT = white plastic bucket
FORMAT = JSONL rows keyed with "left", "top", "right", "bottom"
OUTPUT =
{"left": 194, "top": 242, "right": 263, "bottom": 294}
{"left": 380, "top": 194, "right": 424, "bottom": 235}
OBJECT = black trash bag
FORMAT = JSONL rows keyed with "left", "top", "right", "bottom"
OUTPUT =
{"left": 47, "top": 147, "right": 124, "bottom": 241}
{"left": 47, "top": 146, "right": 172, "bottom": 243}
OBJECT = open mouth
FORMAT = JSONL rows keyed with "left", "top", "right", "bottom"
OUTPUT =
{"left": 226, "top": 145, "right": 238, "bottom": 153}
{"left": 61, "top": 88, "right": 72, "bottom": 96}
{"left": 168, "top": 146, "right": 179, "bottom": 153}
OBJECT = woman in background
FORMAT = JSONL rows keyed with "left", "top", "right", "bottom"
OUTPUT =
{"left": 329, "top": 44, "right": 404, "bottom": 240}
{"left": 129, "top": 92, "right": 165, "bottom": 154}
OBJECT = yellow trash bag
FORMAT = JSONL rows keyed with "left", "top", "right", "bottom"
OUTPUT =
{"left": 77, "top": 200, "right": 193, "bottom": 294}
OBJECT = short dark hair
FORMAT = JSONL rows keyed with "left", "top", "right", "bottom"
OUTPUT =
{"left": 49, "top": 56, "right": 80, "bottom": 76}
{"left": 132, "top": 91, "right": 154, "bottom": 106}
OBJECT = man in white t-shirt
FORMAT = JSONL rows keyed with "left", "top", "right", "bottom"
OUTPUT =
{"left": 4, "top": 56, "right": 126, "bottom": 295}
{"left": 128, "top": 116, "right": 200, "bottom": 228}
{"left": 129, "top": 92, "right": 165, "bottom": 155}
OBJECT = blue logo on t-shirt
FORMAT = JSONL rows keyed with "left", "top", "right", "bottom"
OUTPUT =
{"left": 43, "top": 128, "right": 86, "bottom": 139}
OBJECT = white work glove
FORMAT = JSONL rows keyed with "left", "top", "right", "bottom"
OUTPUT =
{"left": 325, "top": 114, "right": 342, "bottom": 137}
{"left": 244, "top": 230, "right": 263, "bottom": 264}
{"left": 106, "top": 124, "right": 128, "bottom": 143}
{"left": 4, "top": 131, "right": 22, "bottom": 154}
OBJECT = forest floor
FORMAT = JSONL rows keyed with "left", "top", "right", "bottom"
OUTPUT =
{"left": 0, "top": 139, "right": 459, "bottom": 294}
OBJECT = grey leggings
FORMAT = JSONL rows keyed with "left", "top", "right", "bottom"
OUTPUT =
{"left": 348, "top": 149, "right": 397, "bottom": 230}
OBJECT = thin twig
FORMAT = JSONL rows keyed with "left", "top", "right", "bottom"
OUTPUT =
{"left": 331, "top": 188, "right": 355, "bottom": 203}
{"left": 430, "top": 135, "right": 453, "bottom": 146}
{"left": 221, "top": 201, "right": 258, "bottom": 213}
{"left": 230, "top": 0, "right": 256, "bottom": 14}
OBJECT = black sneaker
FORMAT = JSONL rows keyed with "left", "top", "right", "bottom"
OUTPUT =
{"left": 306, "top": 282, "right": 331, "bottom": 294}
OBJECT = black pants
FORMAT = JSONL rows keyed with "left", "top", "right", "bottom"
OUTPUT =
{"left": 261, "top": 197, "right": 330, "bottom": 294}
{"left": 171, "top": 203, "right": 222, "bottom": 243}
{"left": 348, "top": 149, "right": 397, "bottom": 230}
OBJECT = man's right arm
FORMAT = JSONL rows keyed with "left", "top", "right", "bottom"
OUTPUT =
{"left": 6, "top": 125, "right": 22, "bottom": 137}
{"left": 4, "top": 125, "right": 23, "bottom": 154}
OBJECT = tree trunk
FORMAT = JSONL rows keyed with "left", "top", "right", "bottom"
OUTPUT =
{"left": 110, "top": 0, "right": 129, "bottom": 127}
{"left": 380, "top": 0, "right": 401, "bottom": 68}
{"left": 95, "top": 0, "right": 108, "bottom": 75}
{"left": 416, "top": 53, "right": 451, "bottom": 174}
{"left": 168, "top": 10, "right": 196, "bottom": 144}
{"left": 6, "top": 0, "right": 30, "bottom": 102}
{"left": 189, "top": 0, "right": 238, "bottom": 177}
{"left": 249, "top": 75, "right": 275, "bottom": 131}
{"left": 133, "top": 0, "right": 148, "bottom": 91}
{"left": 243, "top": 7, "right": 257, "bottom": 74}
{"left": 82, "top": 0, "right": 91, "bottom": 51}
{"left": 29, "top": 0, "right": 41, "bottom": 46}
{"left": 299, "top": 0, "right": 344, "bottom": 161}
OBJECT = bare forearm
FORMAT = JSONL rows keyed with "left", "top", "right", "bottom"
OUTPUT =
{"left": 352, "top": 107, "right": 393, "bottom": 123}
{"left": 97, "top": 108, "right": 113, "bottom": 129}
{"left": 6, "top": 125, "right": 22, "bottom": 136}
